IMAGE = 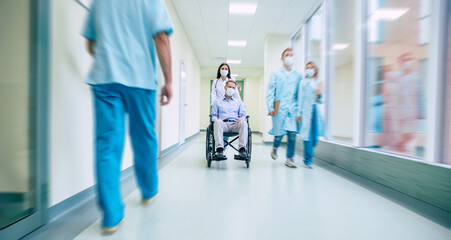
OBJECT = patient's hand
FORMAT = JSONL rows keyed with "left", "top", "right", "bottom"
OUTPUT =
{"left": 269, "top": 111, "right": 276, "bottom": 116}
{"left": 237, "top": 118, "right": 242, "bottom": 123}
{"left": 296, "top": 116, "right": 301, "bottom": 122}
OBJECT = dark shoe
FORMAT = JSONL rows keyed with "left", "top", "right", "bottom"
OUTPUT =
{"left": 239, "top": 147, "right": 247, "bottom": 159}
{"left": 216, "top": 148, "right": 224, "bottom": 158}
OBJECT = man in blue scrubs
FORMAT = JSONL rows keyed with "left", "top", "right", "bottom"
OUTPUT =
{"left": 266, "top": 48, "right": 302, "bottom": 168}
{"left": 83, "top": 0, "right": 173, "bottom": 234}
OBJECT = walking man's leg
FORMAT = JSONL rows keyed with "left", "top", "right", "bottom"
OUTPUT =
{"left": 92, "top": 84, "right": 126, "bottom": 228}
{"left": 125, "top": 87, "right": 158, "bottom": 201}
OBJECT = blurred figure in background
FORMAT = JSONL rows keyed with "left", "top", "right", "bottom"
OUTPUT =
{"left": 297, "top": 61, "right": 325, "bottom": 169}
{"left": 266, "top": 48, "right": 302, "bottom": 168}
{"left": 82, "top": 0, "right": 173, "bottom": 234}
{"left": 382, "top": 53, "right": 419, "bottom": 154}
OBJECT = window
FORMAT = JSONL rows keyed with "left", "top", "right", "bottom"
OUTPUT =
{"left": 444, "top": 1, "right": 451, "bottom": 165}
{"left": 364, "top": 0, "right": 431, "bottom": 158}
{"left": 328, "top": 0, "right": 356, "bottom": 144}
{"left": 306, "top": 6, "right": 326, "bottom": 135}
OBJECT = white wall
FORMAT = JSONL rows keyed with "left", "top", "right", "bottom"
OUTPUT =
{"left": 200, "top": 78, "right": 212, "bottom": 129}
{"left": 160, "top": 0, "right": 201, "bottom": 150}
{"left": 243, "top": 77, "right": 263, "bottom": 132}
{"left": 0, "top": 0, "right": 30, "bottom": 192}
{"left": 49, "top": 0, "right": 201, "bottom": 206}
{"left": 263, "top": 35, "right": 292, "bottom": 142}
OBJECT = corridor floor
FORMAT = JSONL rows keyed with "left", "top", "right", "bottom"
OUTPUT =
{"left": 75, "top": 133, "right": 450, "bottom": 240}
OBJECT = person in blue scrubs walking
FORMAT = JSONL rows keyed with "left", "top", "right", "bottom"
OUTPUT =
{"left": 297, "top": 61, "right": 325, "bottom": 169}
{"left": 82, "top": 0, "right": 173, "bottom": 234}
{"left": 266, "top": 48, "right": 302, "bottom": 168}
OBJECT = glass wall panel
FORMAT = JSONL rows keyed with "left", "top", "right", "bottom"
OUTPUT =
{"left": 444, "top": 2, "right": 451, "bottom": 165}
{"left": 364, "top": 0, "right": 431, "bottom": 158}
{"left": 306, "top": 6, "right": 326, "bottom": 133}
{"left": 328, "top": 0, "right": 356, "bottom": 144}
{"left": 0, "top": 0, "right": 36, "bottom": 229}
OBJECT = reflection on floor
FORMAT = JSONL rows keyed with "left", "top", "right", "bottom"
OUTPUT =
{"left": 75, "top": 133, "right": 450, "bottom": 240}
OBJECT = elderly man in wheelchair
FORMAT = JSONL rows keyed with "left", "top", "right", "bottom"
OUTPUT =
{"left": 207, "top": 80, "right": 252, "bottom": 167}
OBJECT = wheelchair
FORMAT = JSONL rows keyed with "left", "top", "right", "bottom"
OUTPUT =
{"left": 205, "top": 115, "right": 252, "bottom": 168}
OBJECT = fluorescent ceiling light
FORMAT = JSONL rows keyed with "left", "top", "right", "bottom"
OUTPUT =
{"left": 333, "top": 43, "right": 350, "bottom": 50}
{"left": 231, "top": 74, "right": 239, "bottom": 77}
{"left": 229, "top": 3, "right": 258, "bottom": 15}
{"left": 371, "top": 8, "right": 409, "bottom": 21}
{"left": 228, "top": 40, "right": 247, "bottom": 47}
{"left": 227, "top": 60, "right": 242, "bottom": 64}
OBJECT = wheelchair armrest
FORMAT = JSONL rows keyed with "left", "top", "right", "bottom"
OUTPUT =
{"left": 246, "top": 115, "right": 250, "bottom": 123}
{"left": 209, "top": 115, "right": 213, "bottom": 123}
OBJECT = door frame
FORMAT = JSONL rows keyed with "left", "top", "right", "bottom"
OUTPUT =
{"left": 0, "top": 0, "right": 50, "bottom": 238}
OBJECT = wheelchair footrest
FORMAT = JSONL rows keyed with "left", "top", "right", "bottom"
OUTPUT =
{"left": 212, "top": 156, "right": 228, "bottom": 161}
{"left": 234, "top": 155, "right": 249, "bottom": 161}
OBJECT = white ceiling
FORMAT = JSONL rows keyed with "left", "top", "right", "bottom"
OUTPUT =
{"left": 171, "top": 0, "right": 322, "bottom": 79}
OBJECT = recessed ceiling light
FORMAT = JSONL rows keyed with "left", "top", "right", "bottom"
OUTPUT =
{"left": 332, "top": 43, "right": 350, "bottom": 50}
{"left": 228, "top": 40, "right": 247, "bottom": 47}
{"left": 229, "top": 3, "right": 258, "bottom": 15}
{"left": 227, "top": 60, "right": 242, "bottom": 64}
{"left": 371, "top": 8, "right": 409, "bottom": 21}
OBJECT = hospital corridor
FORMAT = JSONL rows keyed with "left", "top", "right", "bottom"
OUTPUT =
{"left": 1, "top": 0, "right": 451, "bottom": 239}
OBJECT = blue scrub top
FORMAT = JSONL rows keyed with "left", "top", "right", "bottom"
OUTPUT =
{"left": 82, "top": 0, "right": 173, "bottom": 90}
{"left": 266, "top": 67, "right": 302, "bottom": 136}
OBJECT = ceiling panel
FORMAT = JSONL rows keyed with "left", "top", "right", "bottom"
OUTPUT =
{"left": 171, "top": 0, "right": 318, "bottom": 79}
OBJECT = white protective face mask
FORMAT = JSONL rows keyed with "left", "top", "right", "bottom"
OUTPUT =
{"left": 220, "top": 69, "right": 229, "bottom": 77}
{"left": 226, "top": 87, "right": 235, "bottom": 97}
{"left": 283, "top": 56, "right": 294, "bottom": 67}
{"left": 305, "top": 68, "right": 315, "bottom": 78}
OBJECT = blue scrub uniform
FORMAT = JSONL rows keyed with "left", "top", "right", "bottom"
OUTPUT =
{"left": 266, "top": 67, "right": 302, "bottom": 158}
{"left": 297, "top": 77, "right": 325, "bottom": 166}
{"left": 83, "top": 0, "right": 173, "bottom": 228}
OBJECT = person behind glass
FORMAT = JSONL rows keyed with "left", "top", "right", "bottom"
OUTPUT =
{"left": 266, "top": 48, "right": 302, "bottom": 168}
{"left": 297, "top": 61, "right": 325, "bottom": 169}
{"left": 211, "top": 63, "right": 241, "bottom": 107}
{"left": 211, "top": 81, "right": 248, "bottom": 159}
{"left": 82, "top": 0, "right": 173, "bottom": 234}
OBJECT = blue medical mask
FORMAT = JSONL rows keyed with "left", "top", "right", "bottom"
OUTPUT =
{"left": 305, "top": 68, "right": 315, "bottom": 78}
{"left": 220, "top": 70, "right": 229, "bottom": 77}
{"left": 226, "top": 88, "right": 235, "bottom": 97}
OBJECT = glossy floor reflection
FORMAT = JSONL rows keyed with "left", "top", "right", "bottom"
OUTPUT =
{"left": 75, "top": 133, "right": 451, "bottom": 240}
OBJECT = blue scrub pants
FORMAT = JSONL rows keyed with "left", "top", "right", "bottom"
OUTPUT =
{"left": 303, "top": 105, "right": 318, "bottom": 166}
{"left": 273, "top": 131, "right": 296, "bottom": 159}
{"left": 92, "top": 83, "right": 158, "bottom": 228}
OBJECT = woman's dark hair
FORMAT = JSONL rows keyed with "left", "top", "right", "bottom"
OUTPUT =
{"left": 216, "top": 63, "right": 231, "bottom": 79}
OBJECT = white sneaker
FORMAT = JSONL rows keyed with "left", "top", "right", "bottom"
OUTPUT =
{"left": 303, "top": 164, "right": 313, "bottom": 169}
{"left": 285, "top": 159, "right": 297, "bottom": 168}
{"left": 271, "top": 147, "right": 278, "bottom": 160}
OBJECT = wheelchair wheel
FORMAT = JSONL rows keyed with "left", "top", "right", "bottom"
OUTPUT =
{"left": 205, "top": 127, "right": 211, "bottom": 160}
{"left": 206, "top": 125, "right": 215, "bottom": 168}
{"left": 247, "top": 132, "right": 252, "bottom": 162}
